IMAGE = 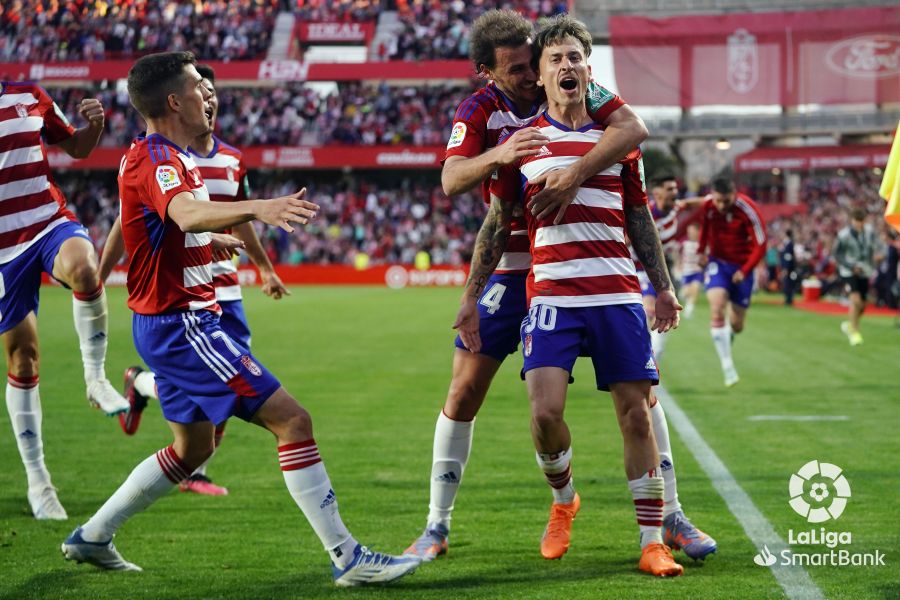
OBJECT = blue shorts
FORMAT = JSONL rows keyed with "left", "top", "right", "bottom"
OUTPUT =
{"left": 637, "top": 270, "right": 656, "bottom": 298}
{"left": 220, "top": 299, "right": 252, "bottom": 349}
{"left": 0, "top": 220, "right": 90, "bottom": 334}
{"left": 454, "top": 273, "right": 527, "bottom": 362}
{"left": 133, "top": 309, "right": 281, "bottom": 424}
{"left": 682, "top": 272, "right": 703, "bottom": 286}
{"left": 704, "top": 258, "right": 754, "bottom": 308}
{"left": 520, "top": 303, "right": 659, "bottom": 392}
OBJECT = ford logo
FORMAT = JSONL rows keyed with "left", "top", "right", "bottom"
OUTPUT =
{"left": 826, "top": 35, "right": 900, "bottom": 79}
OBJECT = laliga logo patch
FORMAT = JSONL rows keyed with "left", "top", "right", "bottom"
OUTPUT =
{"left": 447, "top": 122, "right": 466, "bottom": 149}
{"left": 241, "top": 355, "right": 262, "bottom": 377}
{"left": 524, "top": 333, "right": 533, "bottom": 357}
{"left": 789, "top": 460, "right": 851, "bottom": 523}
{"left": 155, "top": 165, "right": 181, "bottom": 192}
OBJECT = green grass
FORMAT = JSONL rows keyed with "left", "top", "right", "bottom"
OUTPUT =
{"left": 0, "top": 287, "right": 897, "bottom": 599}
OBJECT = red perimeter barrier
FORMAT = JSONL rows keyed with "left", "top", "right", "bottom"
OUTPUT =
{"left": 46, "top": 146, "right": 445, "bottom": 170}
{"left": 97, "top": 264, "right": 468, "bottom": 288}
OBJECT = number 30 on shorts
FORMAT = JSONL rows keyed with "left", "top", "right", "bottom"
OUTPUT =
{"left": 523, "top": 304, "right": 557, "bottom": 333}
{"left": 479, "top": 282, "right": 507, "bottom": 315}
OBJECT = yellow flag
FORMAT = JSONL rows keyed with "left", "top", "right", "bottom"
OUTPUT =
{"left": 881, "top": 122, "right": 900, "bottom": 233}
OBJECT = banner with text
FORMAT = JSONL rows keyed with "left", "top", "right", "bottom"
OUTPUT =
{"left": 610, "top": 7, "right": 900, "bottom": 107}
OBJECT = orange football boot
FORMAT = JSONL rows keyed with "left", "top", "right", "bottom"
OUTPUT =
{"left": 540, "top": 493, "right": 581, "bottom": 559}
{"left": 638, "top": 542, "right": 684, "bottom": 577}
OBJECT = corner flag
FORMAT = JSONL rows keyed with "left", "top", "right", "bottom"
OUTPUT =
{"left": 881, "top": 122, "right": 900, "bottom": 233}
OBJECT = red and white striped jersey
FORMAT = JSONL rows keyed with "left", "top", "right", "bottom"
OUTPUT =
{"left": 650, "top": 200, "right": 680, "bottom": 249}
{"left": 446, "top": 82, "right": 624, "bottom": 275}
{"left": 119, "top": 133, "right": 219, "bottom": 315}
{"left": 0, "top": 82, "right": 77, "bottom": 264}
{"left": 190, "top": 136, "right": 248, "bottom": 302}
{"left": 698, "top": 193, "right": 767, "bottom": 275}
{"left": 491, "top": 111, "right": 646, "bottom": 308}
{"left": 680, "top": 239, "right": 702, "bottom": 276}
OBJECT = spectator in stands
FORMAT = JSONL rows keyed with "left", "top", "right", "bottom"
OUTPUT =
{"left": 779, "top": 229, "right": 797, "bottom": 305}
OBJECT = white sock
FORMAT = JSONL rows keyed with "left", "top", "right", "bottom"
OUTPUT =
{"left": 628, "top": 471, "right": 665, "bottom": 548}
{"left": 6, "top": 375, "right": 52, "bottom": 489}
{"left": 81, "top": 445, "right": 189, "bottom": 542}
{"left": 710, "top": 324, "right": 734, "bottom": 371}
{"left": 72, "top": 286, "right": 109, "bottom": 383}
{"left": 650, "top": 399, "right": 681, "bottom": 517}
{"left": 427, "top": 411, "right": 474, "bottom": 528}
{"left": 536, "top": 447, "right": 575, "bottom": 504}
{"left": 134, "top": 371, "right": 157, "bottom": 399}
{"left": 278, "top": 439, "right": 357, "bottom": 569}
{"left": 650, "top": 330, "right": 666, "bottom": 358}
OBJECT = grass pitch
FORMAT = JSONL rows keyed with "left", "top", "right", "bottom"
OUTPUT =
{"left": 0, "top": 286, "right": 897, "bottom": 599}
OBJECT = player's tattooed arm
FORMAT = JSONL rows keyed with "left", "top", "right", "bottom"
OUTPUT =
{"left": 464, "top": 194, "right": 515, "bottom": 300}
{"left": 624, "top": 203, "right": 674, "bottom": 294}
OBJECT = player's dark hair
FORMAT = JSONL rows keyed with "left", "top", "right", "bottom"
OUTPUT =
{"left": 850, "top": 207, "right": 867, "bottom": 222}
{"left": 469, "top": 9, "right": 533, "bottom": 73}
{"left": 712, "top": 177, "right": 735, "bottom": 194}
{"left": 196, "top": 64, "right": 216, "bottom": 83}
{"left": 652, "top": 174, "right": 677, "bottom": 188}
{"left": 534, "top": 13, "right": 592, "bottom": 59}
{"left": 127, "top": 51, "right": 197, "bottom": 119}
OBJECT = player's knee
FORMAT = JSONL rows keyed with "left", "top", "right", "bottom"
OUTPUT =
{"left": 731, "top": 321, "right": 745, "bottom": 334}
{"left": 531, "top": 404, "right": 564, "bottom": 431}
{"left": 7, "top": 343, "right": 39, "bottom": 378}
{"left": 281, "top": 404, "right": 313, "bottom": 441}
{"left": 618, "top": 403, "right": 652, "bottom": 441}
{"left": 65, "top": 260, "right": 101, "bottom": 293}
{"left": 445, "top": 378, "right": 487, "bottom": 419}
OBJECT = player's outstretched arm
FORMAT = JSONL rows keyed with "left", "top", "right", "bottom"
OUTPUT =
{"left": 168, "top": 189, "right": 319, "bottom": 234}
{"left": 455, "top": 193, "right": 516, "bottom": 352}
{"left": 527, "top": 103, "right": 648, "bottom": 224}
{"left": 232, "top": 221, "right": 290, "bottom": 299}
{"left": 56, "top": 99, "right": 105, "bottom": 159}
{"left": 441, "top": 127, "right": 549, "bottom": 196}
{"left": 625, "top": 203, "right": 682, "bottom": 333}
{"left": 98, "top": 216, "right": 124, "bottom": 283}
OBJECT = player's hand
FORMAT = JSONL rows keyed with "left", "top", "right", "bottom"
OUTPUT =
{"left": 260, "top": 269, "right": 290, "bottom": 300}
{"left": 526, "top": 168, "right": 578, "bottom": 224}
{"left": 79, "top": 98, "right": 104, "bottom": 128}
{"left": 698, "top": 254, "right": 709, "bottom": 268}
{"left": 494, "top": 127, "right": 549, "bottom": 166}
{"left": 210, "top": 233, "right": 244, "bottom": 254}
{"left": 731, "top": 270, "right": 745, "bottom": 284}
{"left": 653, "top": 290, "right": 682, "bottom": 333}
{"left": 256, "top": 188, "right": 319, "bottom": 233}
{"left": 453, "top": 297, "right": 482, "bottom": 353}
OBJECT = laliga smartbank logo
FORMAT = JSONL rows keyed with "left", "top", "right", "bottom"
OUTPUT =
{"left": 752, "top": 461, "right": 886, "bottom": 568}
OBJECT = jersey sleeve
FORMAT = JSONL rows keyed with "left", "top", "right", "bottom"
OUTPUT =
{"left": 489, "top": 164, "right": 522, "bottom": 205}
{"left": 143, "top": 157, "right": 197, "bottom": 219}
{"left": 444, "top": 97, "right": 488, "bottom": 161}
{"left": 586, "top": 81, "right": 626, "bottom": 125}
{"left": 36, "top": 86, "right": 76, "bottom": 145}
{"left": 737, "top": 197, "right": 768, "bottom": 275}
{"left": 697, "top": 198, "right": 713, "bottom": 255}
{"left": 620, "top": 151, "right": 648, "bottom": 206}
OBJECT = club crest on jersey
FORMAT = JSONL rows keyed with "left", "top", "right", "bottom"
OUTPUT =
{"left": 15, "top": 103, "right": 28, "bottom": 118}
{"left": 241, "top": 355, "right": 262, "bottom": 376}
{"left": 155, "top": 166, "right": 181, "bottom": 192}
{"left": 447, "top": 122, "right": 466, "bottom": 149}
{"left": 524, "top": 333, "right": 533, "bottom": 357}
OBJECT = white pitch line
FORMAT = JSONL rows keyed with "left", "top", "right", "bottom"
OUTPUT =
{"left": 748, "top": 415, "right": 849, "bottom": 422}
{"left": 655, "top": 386, "right": 824, "bottom": 600}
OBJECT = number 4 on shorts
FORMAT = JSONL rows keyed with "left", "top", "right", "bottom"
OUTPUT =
{"left": 479, "top": 282, "right": 507, "bottom": 315}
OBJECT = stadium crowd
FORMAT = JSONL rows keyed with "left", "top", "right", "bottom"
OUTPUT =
{"left": 0, "top": 0, "right": 277, "bottom": 62}
{"left": 57, "top": 173, "right": 486, "bottom": 268}
{"left": 49, "top": 82, "right": 472, "bottom": 147}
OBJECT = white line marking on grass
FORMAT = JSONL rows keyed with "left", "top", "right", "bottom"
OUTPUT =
{"left": 748, "top": 415, "right": 849, "bottom": 422}
{"left": 656, "top": 386, "right": 824, "bottom": 600}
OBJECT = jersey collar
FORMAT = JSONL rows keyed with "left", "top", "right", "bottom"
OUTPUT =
{"left": 188, "top": 134, "right": 220, "bottom": 159}
{"left": 490, "top": 82, "right": 540, "bottom": 120}
{"left": 541, "top": 110, "right": 595, "bottom": 133}
{"left": 146, "top": 132, "right": 188, "bottom": 154}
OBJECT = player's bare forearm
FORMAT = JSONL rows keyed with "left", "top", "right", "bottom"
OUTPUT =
{"left": 98, "top": 216, "right": 124, "bottom": 283}
{"left": 625, "top": 204, "right": 674, "bottom": 293}
{"left": 58, "top": 124, "right": 103, "bottom": 159}
{"left": 232, "top": 221, "right": 274, "bottom": 272}
{"left": 169, "top": 192, "right": 317, "bottom": 234}
{"left": 442, "top": 152, "right": 501, "bottom": 196}
{"left": 571, "top": 105, "right": 647, "bottom": 184}
{"left": 464, "top": 195, "right": 514, "bottom": 301}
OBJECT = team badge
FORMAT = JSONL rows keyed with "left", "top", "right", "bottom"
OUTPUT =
{"left": 524, "top": 333, "right": 533, "bottom": 357}
{"left": 727, "top": 28, "right": 759, "bottom": 94}
{"left": 155, "top": 165, "right": 181, "bottom": 192}
{"left": 15, "top": 103, "right": 28, "bottom": 118}
{"left": 447, "top": 122, "right": 466, "bottom": 149}
{"left": 241, "top": 355, "right": 262, "bottom": 376}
